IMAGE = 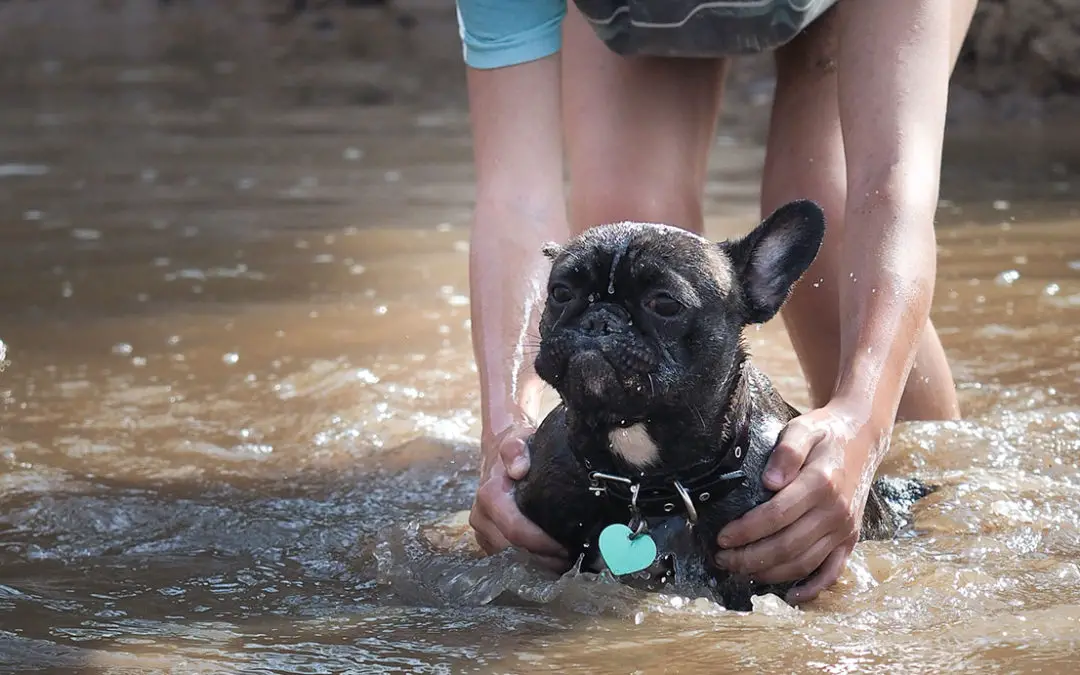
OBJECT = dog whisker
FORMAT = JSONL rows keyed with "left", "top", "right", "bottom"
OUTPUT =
{"left": 692, "top": 403, "right": 706, "bottom": 432}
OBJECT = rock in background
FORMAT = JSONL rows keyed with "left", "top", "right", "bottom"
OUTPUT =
{"left": 0, "top": 0, "right": 1077, "bottom": 118}
{"left": 956, "top": 0, "right": 1080, "bottom": 97}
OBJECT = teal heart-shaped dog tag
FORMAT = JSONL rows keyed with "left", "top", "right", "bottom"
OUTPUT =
{"left": 598, "top": 523, "right": 657, "bottom": 576}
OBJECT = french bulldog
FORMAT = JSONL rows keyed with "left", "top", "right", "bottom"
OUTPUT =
{"left": 513, "top": 199, "right": 932, "bottom": 610}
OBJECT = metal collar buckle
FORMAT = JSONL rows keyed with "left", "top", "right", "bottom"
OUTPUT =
{"left": 587, "top": 471, "right": 630, "bottom": 497}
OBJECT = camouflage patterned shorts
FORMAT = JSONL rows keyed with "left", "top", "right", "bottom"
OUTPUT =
{"left": 572, "top": 0, "right": 841, "bottom": 57}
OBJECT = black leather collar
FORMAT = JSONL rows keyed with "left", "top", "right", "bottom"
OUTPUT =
{"left": 575, "top": 396, "right": 753, "bottom": 520}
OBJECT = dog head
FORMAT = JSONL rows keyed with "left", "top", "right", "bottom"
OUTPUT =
{"left": 533, "top": 199, "right": 826, "bottom": 423}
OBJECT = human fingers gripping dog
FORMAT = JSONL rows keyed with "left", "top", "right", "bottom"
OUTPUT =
{"left": 470, "top": 421, "right": 570, "bottom": 569}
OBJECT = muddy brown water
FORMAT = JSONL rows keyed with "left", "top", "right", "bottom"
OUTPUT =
{"left": 1, "top": 4, "right": 1080, "bottom": 674}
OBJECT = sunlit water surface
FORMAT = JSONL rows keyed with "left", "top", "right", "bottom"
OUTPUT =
{"left": 1, "top": 3, "right": 1079, "bottom": 674}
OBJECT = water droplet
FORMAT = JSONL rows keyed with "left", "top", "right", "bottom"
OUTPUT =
{"left": 375, "top": 305, "right": 388, "bottom": 316}
{"left": 1044, "top": 283, "right": 1060, "bottom": 296}
{"left": 71, "top": 228, "right": 101, "bottom": 241}
{"left": 167, "top": 335, "right": 181, "bottom": 346}
{"left": 61, "top": 281, "right": 73, "bottom": 298}
{"left": 995, "top": 270, "right": 1020, "bottom": 286}
{"left": 350, "top": 264, "right": 367, "bottom": 275}
{"left": 343, "top": 147, "right": 364, "bottom": 161}
{"left": 313, "top": 254, "right": 334, "bottom": 264}
{"left": 223, "top": 353, "right": 239, "bottom": 365}
{"left": 112, "top": 343, "right": 133, "bottom": 356}
{"left": 992, "top": 199, "right": 1010, "bottom": 211}
{"left": 132, "top": 356, "right": 147, "bottom": 367}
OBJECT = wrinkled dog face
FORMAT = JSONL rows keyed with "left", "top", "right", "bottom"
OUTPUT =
{"left": 534, "top": 200, "right": 826, "bottom": 422}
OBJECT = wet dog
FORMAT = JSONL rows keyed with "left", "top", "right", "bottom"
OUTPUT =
{"left": 513, "top": 200, "right": 931, "bottom": 610}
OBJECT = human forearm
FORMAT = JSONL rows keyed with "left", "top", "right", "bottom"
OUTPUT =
{"left": 464, "top": 56, "right": 568, "bottom": 437}
{"left": 833, "top": 0, "right": 955, "bottom": 457}
{"left": 470, "top": 202, "right": 567, "bottom": 436}
{"left": 832, "top": 177, "right": 938, "bottom": 439}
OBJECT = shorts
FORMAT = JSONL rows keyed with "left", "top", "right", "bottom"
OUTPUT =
{"left": 456, "top": 0, "right": 841, "bottom": 70}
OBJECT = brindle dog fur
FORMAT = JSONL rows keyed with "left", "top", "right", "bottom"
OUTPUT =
{"left": 513, "top": 199, "right": 931, "bottom": 610}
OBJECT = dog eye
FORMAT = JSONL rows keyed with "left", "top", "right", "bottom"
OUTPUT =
{"left": 549, "top": 283, "right": 574, "bottom": 304}
{"left": 645, "top": 294, "right": 682, "bottom": 317}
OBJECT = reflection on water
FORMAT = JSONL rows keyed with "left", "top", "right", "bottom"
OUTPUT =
{"left": 1, "top": 2, "right": 1080, "bottom": 674}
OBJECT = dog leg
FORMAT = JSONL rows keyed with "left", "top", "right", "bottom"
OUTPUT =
{"left": 512, "top": 406, "right": 606, "bottom": 565}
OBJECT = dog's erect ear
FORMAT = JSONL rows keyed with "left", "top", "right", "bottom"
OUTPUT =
{"left": 720, "top": 199, "right": 826, "bottom": 324}
{"left": 541, "top": 242, "right": 564, "bottom": 261}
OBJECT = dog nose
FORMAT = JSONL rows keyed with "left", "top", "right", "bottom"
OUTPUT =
{"left": 580, "top": 304, "right": 630, "bottom": 336}
{"left": 581, "top": 312, "right": 613, "bottom": 335}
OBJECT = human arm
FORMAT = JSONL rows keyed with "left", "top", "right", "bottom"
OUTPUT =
{"left": 457, "top": 0, "right": 572, "bottom": 566}
{"left": 713, "top": 0, "right": 972, "bottom": 600}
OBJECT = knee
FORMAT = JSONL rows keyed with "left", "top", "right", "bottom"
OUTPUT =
{"left": 570, "top": 180, "right": 705, "bottom": 235}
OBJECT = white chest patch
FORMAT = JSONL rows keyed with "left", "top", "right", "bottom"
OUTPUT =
{"left": 608, "top": 423, "right": 660, "bottom": 469}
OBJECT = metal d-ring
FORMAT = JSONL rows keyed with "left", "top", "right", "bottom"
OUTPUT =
{"left": 672, "top": 480, "right": 698, "bottom": 525}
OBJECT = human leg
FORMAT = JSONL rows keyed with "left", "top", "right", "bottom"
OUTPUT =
{"left": 560, "top": 2, "right": 728, "bottom": 235}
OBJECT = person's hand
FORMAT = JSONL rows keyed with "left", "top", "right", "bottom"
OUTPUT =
{"left": 712, "top": 401, "right": 889, "bottom": 603}
{"left": 469, "top": 417, "right": 570, "bottom": 571}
